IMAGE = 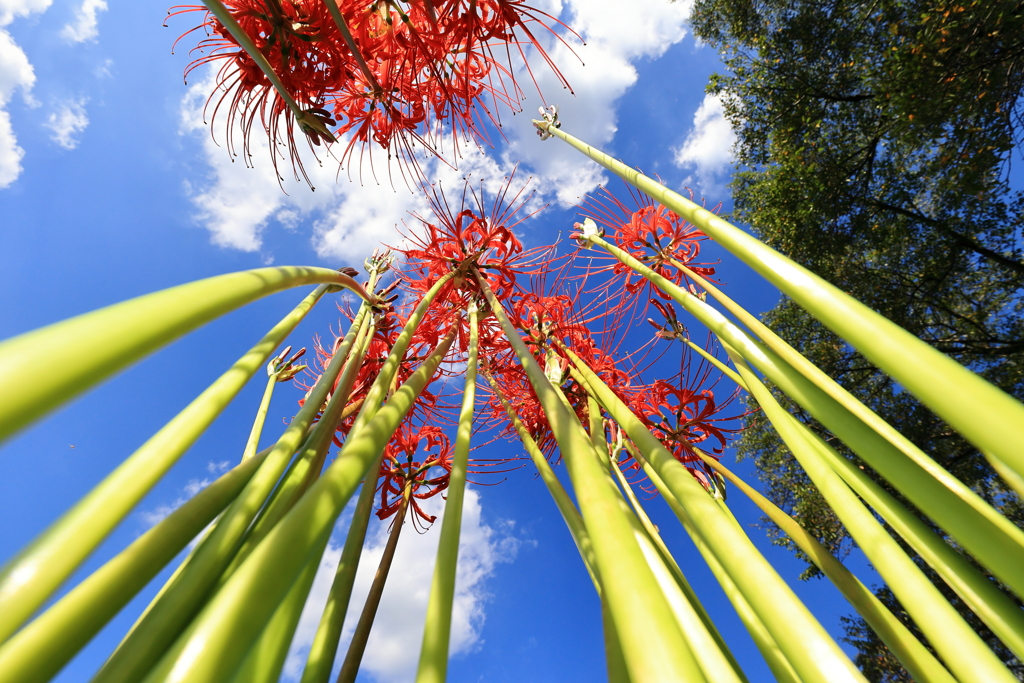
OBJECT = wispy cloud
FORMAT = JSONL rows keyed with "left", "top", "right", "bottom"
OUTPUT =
{"left": 45, "top": 98, "right": 89, "bottom": 149}
{"left": 0, "top": 0, "right": 51, "bottom": 188}
{"left": 282, "top": 489, "right": 520, "bottom": 683}
{"left": 60, "top": 0, "right": 107, "bottom": 43}
{"left": 673, "top": 93, "right": 736, "bottom": 199}
{"left": 138, "top": 460, "right": 233, "bottom": 527}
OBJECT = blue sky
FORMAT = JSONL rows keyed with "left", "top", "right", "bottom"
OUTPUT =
{"left": 0, "top": 1, "right": 877, "bottom": 681}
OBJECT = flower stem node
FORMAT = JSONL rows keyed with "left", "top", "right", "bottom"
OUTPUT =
{"left": 268, "top": 346, "right": 307, "bottom": 381}
{"left": 571, "top": 217, "right": 603, "bottom": 248}
{"left": 364, "top": 248, "right": 395, "bottom": 276}
{"left": 296, "top": 107, "right": 337, "bottom": 146}
{"left": 533, "top": 105, "right": 561, "bottom": 140}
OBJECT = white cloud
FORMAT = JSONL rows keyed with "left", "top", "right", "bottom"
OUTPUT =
{"left": 506, "top": 0, "right": 693, "bottom": 204}
{"left": 45, "top": 97, "right": 89, "bottom": 149}
{"left": 0, "top": 0, "right": 52, "bottom": 27}
{"left": 673, "top": 92, "right": 736, "bottom": 198}
{"left": 0, "top": 4, "right": 46, "bottom": 188}
{"left": 282, "top": 489, "right": 520, "bottom": 683}
{"left": 60, "top": 0, "right": 106, "bottom": 43}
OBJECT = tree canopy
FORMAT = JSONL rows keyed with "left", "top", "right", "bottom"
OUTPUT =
{"left": 690, "top": 0, "right": 1024, "bottom": 678}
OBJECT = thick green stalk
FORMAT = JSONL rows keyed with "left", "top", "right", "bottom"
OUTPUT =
{"left": 475, "top": 272, "right": 705, "bottom": 683}
{"left": 0, "top": 281, "right": 341, "bottom": 645}
{"left": 91, "top": 307, "right": 367, "bottom": 683}
{"left": 625, "top": 444, "right": 803, "bottom": 683}
{"left": 135, "top": 328, "right": 457, "bottom": 683}
{"left": 592, "top": 235, "right": 1024, "bottom": 600}
{"left": 0, "top": 267, "right": 365, "bottom": 443}
{"left": 485, "top": 372, "right": 600, "bottom": 592}
{"left": 607, "top": 454, "right": 749, "bottom": 683}
{"left": 337, "top": 483, "right": 412, "bottom": 683}
{"left": 0, "top": 447, "right": 271, "bottom": 683}
{"left": 545, "top": 122, "right": 1024, "bottom": 488}
{"left": 228, "top": 537, "right": 328, "bottom": 683}
{"left": 730, "top": 352, "right": 1018, "bottom": 683}
{"left": 564, "top": 348, "right": 866, "bottom": 683}
{"left": 694, "top": 452, "right": 957, "bottom": 683}
{"left": 795, "top": 418, "right": 1024, "bottom": 663}
{"left": 220, "top": 315, "right": 374, "bottom": 581}
{"left": 299, "top": 455, "right": 384, "bottom": 683}
{"left": 416, "top": 305, "right": 480, "bottom": 683}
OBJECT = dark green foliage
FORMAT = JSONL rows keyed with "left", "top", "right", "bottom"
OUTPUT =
{"left": 689, "top": 0, "right": 1024, "bottom": 678}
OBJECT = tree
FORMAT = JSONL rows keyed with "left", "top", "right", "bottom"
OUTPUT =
{"left": 689, "top": 0, "right": 1024, "bottom": 678}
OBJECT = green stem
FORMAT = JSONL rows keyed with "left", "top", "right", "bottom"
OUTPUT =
{"left": 563, "top": 347, "right": 865, "bottom": 683}
{"left": 242, "top": 375, "right": 277, "bottom": 462}
{"left": 0, "top": 266, "right": 365, "bottom": 443}
{"left": 0, "top": 447, "right": 272, "bottom": 683}
{"left": 625, "top": 443, "right": 803, "bottom": 683}
{"left": 694, "top": 453, "right": 956, "bottom": 683}
{"left": 546, "top": 123, "right": 1024, "bottom": 490}
{"left": 299, "top": 453, "right": 384, "bottom": 683}
{"left": 729, "top": 350, "right": 1017, "bottom": 683}
{"left": 135, "top": 328, "right": 457, "bottom": 683}
{"left": 484, "top": 372, "right": 600, "bottom": 592}
{"left": 474, "top": 271, "right": 705, "bottom": 683}
{"left": 416, "top": 305, "right": 480, "bottom": 683}
{"left": 0, "top": 280, "right": 341, "bottom": 645}
{"left": 91, "top": 306, "right": 369, "bottom": 683}
{"left": 336, "top": 482, "right": 412, "bottom": 683}
{"left": 228, "top": 534, "right": 329, "bottom": 683}
{"left": 607, "top": 452, "right": 749, "bottom": 683}
{"left": 593, "top": 234, "right": 1024, "bottom": 601}
{"left": 220, "top": 314, "right": 375, "bottom": 581}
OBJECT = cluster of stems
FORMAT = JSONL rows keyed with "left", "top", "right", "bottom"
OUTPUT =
{"left": 0, "top": 123, "right": 1023, "bottom": 683}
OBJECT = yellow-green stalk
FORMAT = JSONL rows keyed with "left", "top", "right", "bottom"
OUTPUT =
{"left": 416, "top": 303, "right": 480, "bottom": 683}
{"left": 0, "top": 280, "right": 342, "bottom": 645}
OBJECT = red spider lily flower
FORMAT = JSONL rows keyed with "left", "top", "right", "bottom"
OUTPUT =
{"left": 172, "top": 0, "right": 582, "bottom": 184}
{"left": 376, "top": 423, "right": 453, "bottom": 525}
{"left": 170, "top": 1, "right": 349, "bottom": 186}
{"left": 398, "top": 172, "right": 551, "bottom": 306}
{"left": 570, "top": 183, "right": 722, "bottom": 332}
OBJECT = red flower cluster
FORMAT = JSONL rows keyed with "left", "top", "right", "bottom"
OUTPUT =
{"left": 172, "top": 0, "right": 579, "bottom": 182}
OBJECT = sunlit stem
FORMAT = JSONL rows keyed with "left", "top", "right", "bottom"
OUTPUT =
{"left": 91, "top": 305, "right": 370, "bottom": 683}
{"left": 623, "top": 442, "right": 803, "bottom": 683}
{"left": 336, "top": 479, "right": 413, "bottom": 683}
{"left": 484, "top": 372, "right": 600, "bottom": 592}
{"left": 560, "top": 346, "right": 866, "bottom": 683}
{"left": 242, "top": 375, "right": 278, "bottom": 462}
{"left": 228, "top": 537, "right": 328, "bottom": 683}
{"left": 0, "top": 446, "right": 272, "bottom": 683}
{"left": 201, "top": 0, "right": 335, "bottom": 140}
{"left": 0, "top": 280, "right": 339, "bottom": 645}
{"left": 728, "top": 349, "right": 1018, "bottom": 683}
{"left": 580, "top": 398, "right": 635, "bottom": 683}
{"left": 694, "top": 451, "right": 957, "bottom": 683}
{"left": 135, "top": 328, "right": 457, "bottom": 683}
{"left": 474, "top": 269, "right": 705, "bottom": 683}
{"left": 220, "top": 314, "right": 376, "bottom": 582}
{"left": 605, "top": 449, "right": 749, "bottom": 683}
{"left": 0, "top": 266, "right": 366, "bottom": 445}
{"left": 299, "top": 451, "right": 385, "bottom": 683}
{"left": 681, "top": 338, "right": 746, "bottom": 389}
{"left": 814, "top": 435, "right": 1024, "bottom": 662}
{"left": 346, "top": 268, "right": 462, "bottom": 441}
{"left": 542, "top": 121, "right": 1024, "bottom": 489}
{"left": 416, "top": 304, "right": 480, "bottom": 683}
{"left": 592, "top": 234, "right": 1024, "bottom": 600}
